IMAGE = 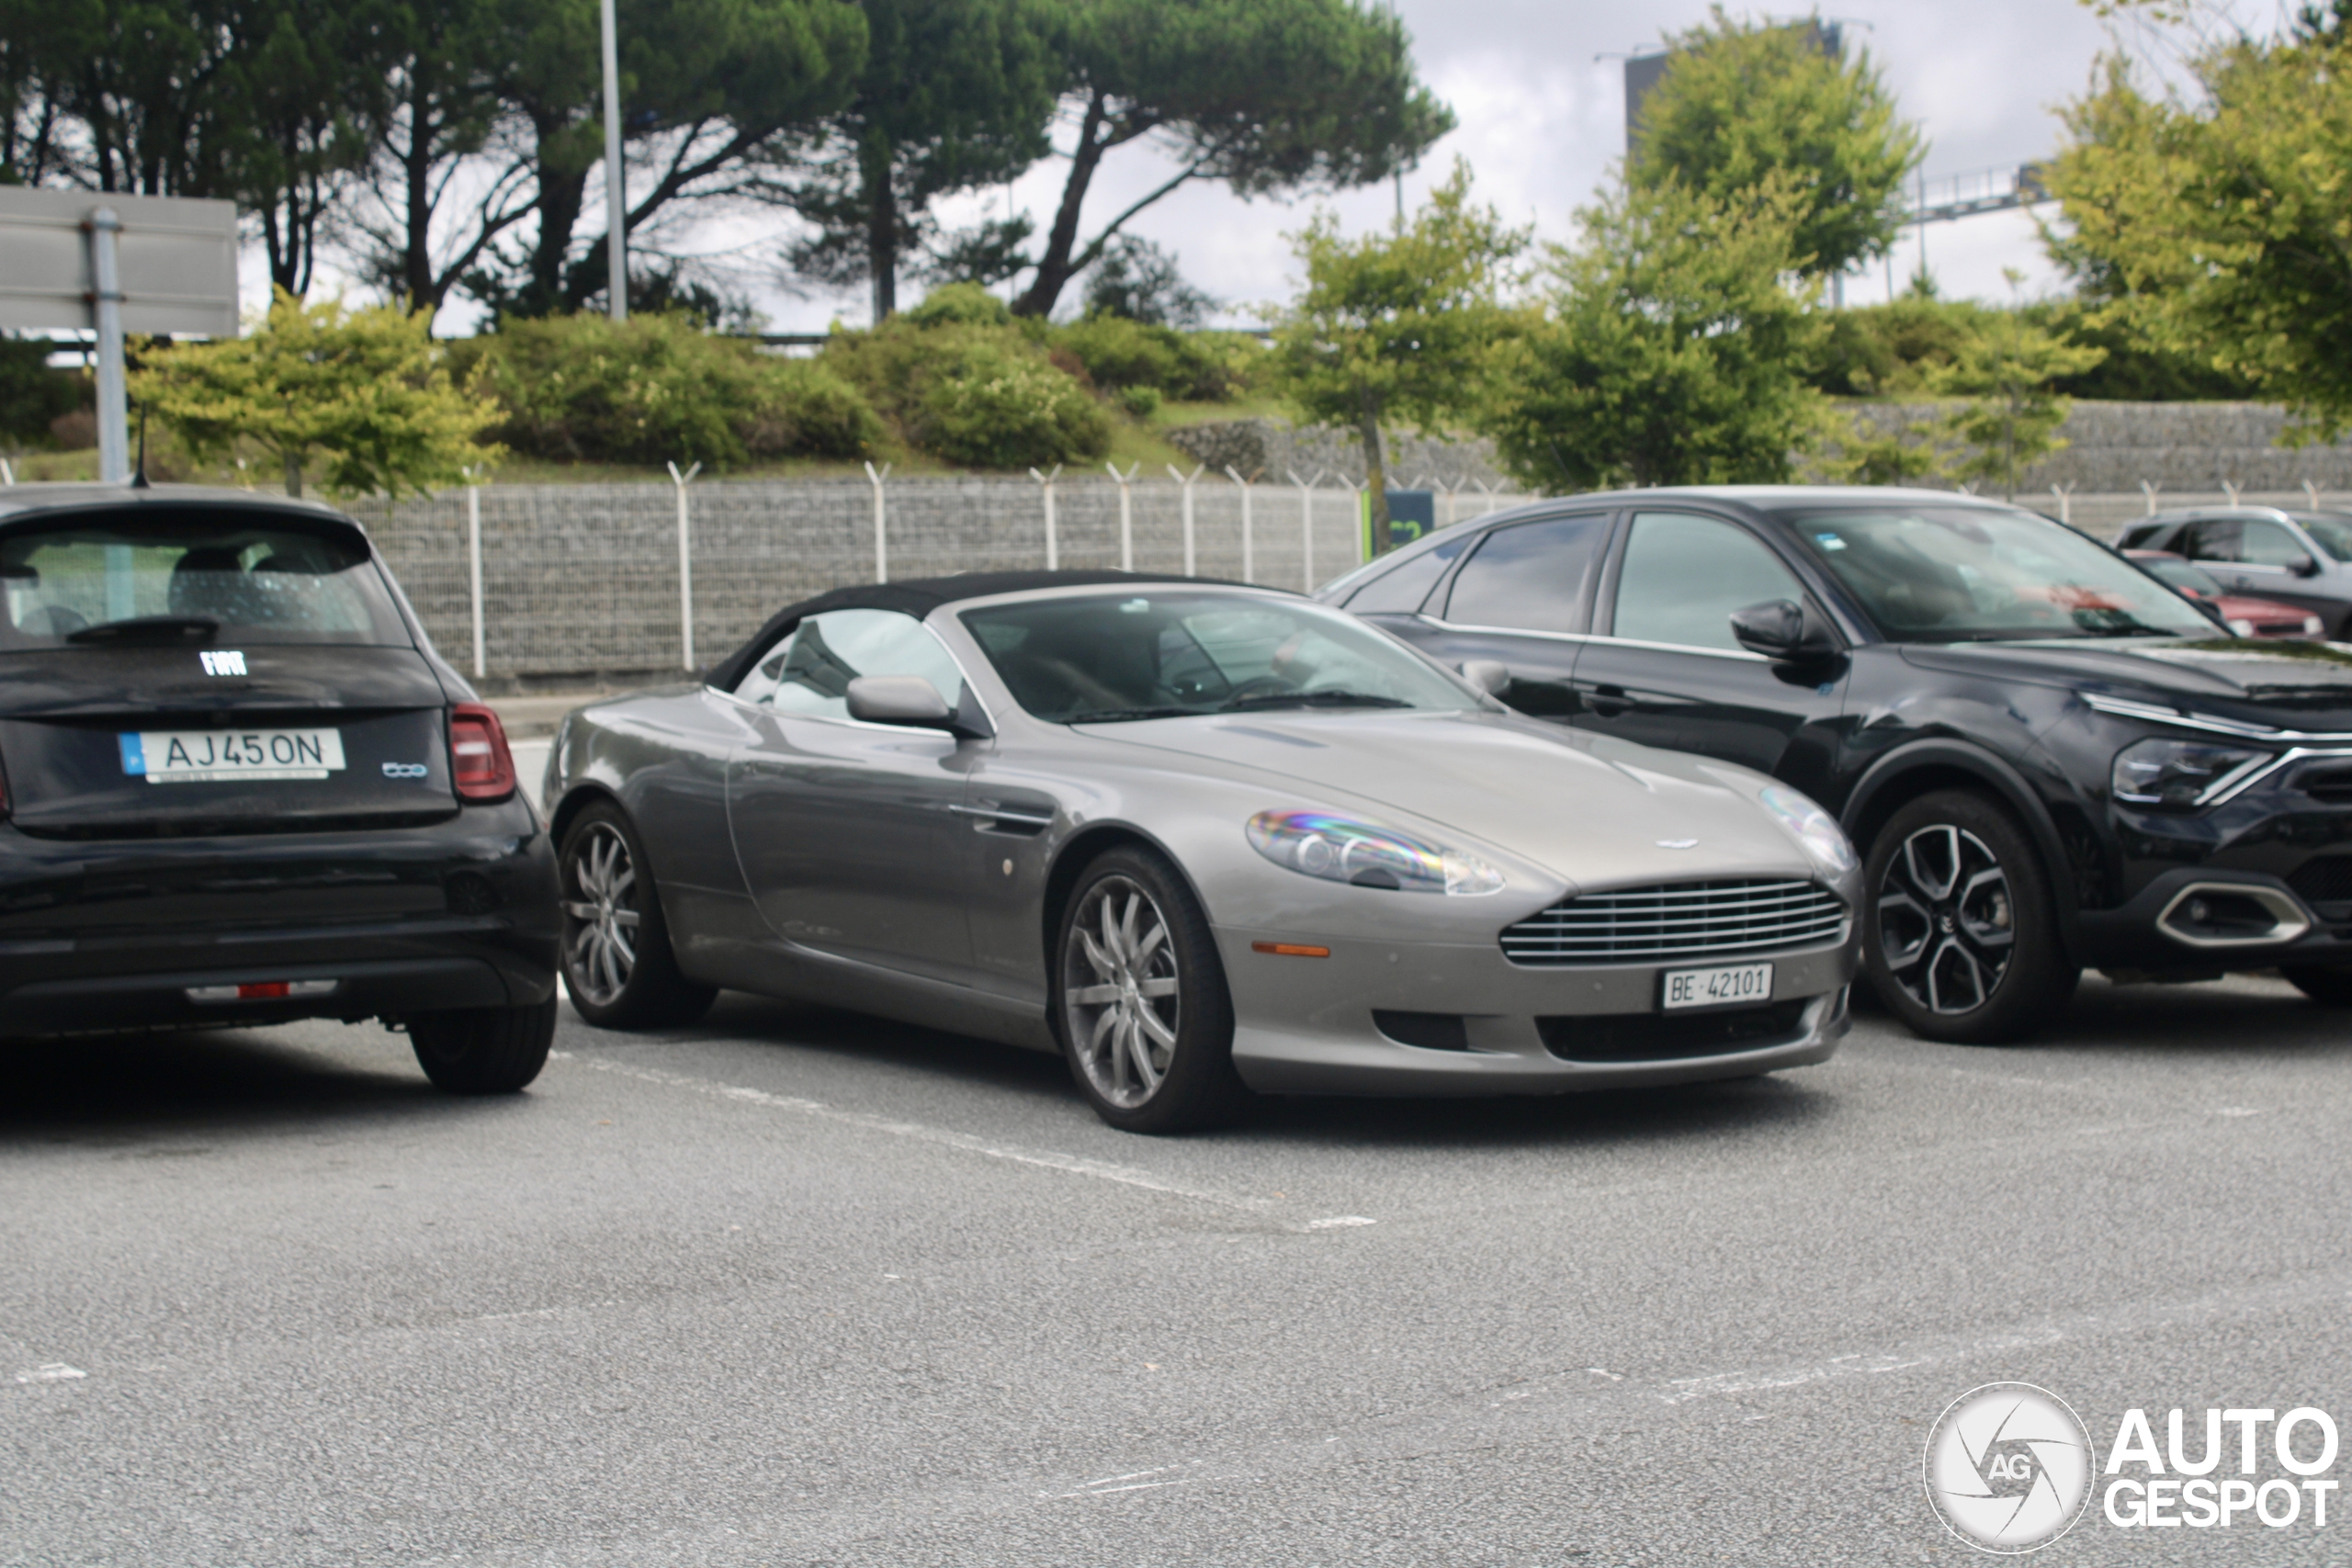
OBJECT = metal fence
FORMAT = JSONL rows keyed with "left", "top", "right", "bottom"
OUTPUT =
{"left": 342, "top": 472, "right": 1526, "bottom": 689}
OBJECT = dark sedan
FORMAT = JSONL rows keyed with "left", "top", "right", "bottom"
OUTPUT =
{"left": 0, "top": 485, "right": 560, "bottom": 1091}
{"left": 1321, "top": 486, "right": 2352, "bottom": 1042}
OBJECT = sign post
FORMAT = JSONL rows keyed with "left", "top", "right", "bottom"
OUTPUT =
{"left": 0, "top": 188, "right": 239, "bottom": 483}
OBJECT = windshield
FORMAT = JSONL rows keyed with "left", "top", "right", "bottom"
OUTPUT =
{"left": 0, "top": 510, "right": 408, "bottom": 649}
{"left": 1788, "top": 506, "right": 2215, "bottom": 643}
{"left": 960, "top": 592, "right": 1480, "bottom": 723}
{"left": 2292, "top": 513, "right": 2352, "bottom": 563}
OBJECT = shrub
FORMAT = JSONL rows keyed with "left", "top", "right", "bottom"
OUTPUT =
{"left": 461, "top": 312, "right": 880, "bottom": 467}
{"left": 1048, "top": 315, "right": 1259, "bottom": 402}
{"left": 824, "top": 316, "right": 1111, "bottom": 469}
{"left": 0, "top": 337, "right": 83, "bottom": 450}
{"left": 1118, "top": 384, "right": 1164, "bottom": 418}
{"left": 902, "top": 282, "right": 1013, "bottom": 329}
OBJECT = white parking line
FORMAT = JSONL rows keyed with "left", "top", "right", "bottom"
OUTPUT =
{"left": 550, "top": 1052, "right": 1374, "bottom": 1234}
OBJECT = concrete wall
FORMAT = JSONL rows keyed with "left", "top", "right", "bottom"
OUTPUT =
{"left": 344, "top": 475, "right": 1528, "bottom": 688}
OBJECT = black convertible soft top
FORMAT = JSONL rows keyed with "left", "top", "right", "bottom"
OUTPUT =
{"left": 704, "top": 569, "right": 1269, "bottom": 693}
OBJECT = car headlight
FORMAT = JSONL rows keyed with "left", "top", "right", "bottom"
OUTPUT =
{"left": 2111, "top": 737, "right": 2268, "bottom": 808}
{"left": 1758, "top": 784, "right": 1857, "bottom": 874}
{"left": 1245, "top": 809, "right": 1505, "bottom": 896}
{"left": 2227, "top": 617, "right": 2256, "bottom": 638}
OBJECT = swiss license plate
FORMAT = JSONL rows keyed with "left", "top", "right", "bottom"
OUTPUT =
{"left": 1660, "top": 962, "right": 1773, "bottom": 1011}
{"left": 119, "top": 728, "right": 346, "bottom": 784}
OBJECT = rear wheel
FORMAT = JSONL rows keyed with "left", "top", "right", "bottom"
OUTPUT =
{"left": 559, "top": 802, "right": 717, "bottom": 1029}
{"left": 1862, "top": 791, "right": 2078, "bottom": 1044}
{"left": 410, "top": 998, "right": 556, "bottom": 1093}
{"left": 1053, "top": 846, "right": 1249, "bottom": 1134}
{"left": 2281, "top": 964, "right": 2352, "bottom": 1004}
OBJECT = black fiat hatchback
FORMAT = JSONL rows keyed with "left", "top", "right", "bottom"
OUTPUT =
{"left": 1322, "top": 486, "right": 2352, "bottom": 1043}
{"left": 0, "top": 485, "right": 560, "bottom": 1090}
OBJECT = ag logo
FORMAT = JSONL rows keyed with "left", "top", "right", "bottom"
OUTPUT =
{"left": 1924, "top": 1382, "right": 2095, "bottom": 1553}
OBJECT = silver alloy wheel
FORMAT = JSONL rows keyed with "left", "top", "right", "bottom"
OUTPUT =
{"left": 563, "top": 822, "right": 641, "bottom": 1007}
{"left": 1062, "top": 874, "right": 1182, "bottom": 1108}
{"left": 1876, "top": 823, "right": 2014, "bottom": 1015}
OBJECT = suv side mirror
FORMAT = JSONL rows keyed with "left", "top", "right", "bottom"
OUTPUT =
{"left": 1728, "top": 599, "right": 1838, "bottom": 664}
{"left": 846, "top": 674, "right": 956, "bottom": 728}
{"left": 1457, "top": 660, "right": 1510, "bottom": 696}
{"left": 2291, "top": 555, "right": 2321, "bottom": 578}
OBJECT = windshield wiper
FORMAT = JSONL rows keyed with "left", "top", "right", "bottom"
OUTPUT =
{"left": 1217, "top": 690, "right": 1413, "bottom": 712}
{"left": 64, "top": 615, "right": 220, "bottom": 645}
{"left": 1064, "top": 705, "right": 1207, "bottom": 724}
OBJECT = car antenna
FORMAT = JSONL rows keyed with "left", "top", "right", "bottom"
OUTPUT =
{"left": 129, "top": 401, "right": 151, "bottom": 490}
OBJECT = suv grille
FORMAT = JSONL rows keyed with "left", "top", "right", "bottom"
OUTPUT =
{"left": 2288, "top": 855, "right": 2352, "bottom": 912}
{"left": 1500, "top": 879, "right": 1847, "bottom": 966}
{"left": 2293, "top": 764, "right": 2352, "bottom": 806}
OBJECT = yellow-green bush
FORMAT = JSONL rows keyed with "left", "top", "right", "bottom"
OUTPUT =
{"left": 459, "top": 312, "right": 881, "bottom": 467}
{"left": 823, "top": 310, "right": 1110, "bottom": 469}
{"left": 1048, "top": 315, "right": 1257, "bottom": 402}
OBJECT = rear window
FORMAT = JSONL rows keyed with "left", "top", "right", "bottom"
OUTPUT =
{"left": 0, "top": 509, "right": 410, "bottom": 649}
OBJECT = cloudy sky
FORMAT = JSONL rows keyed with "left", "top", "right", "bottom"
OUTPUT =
{"left": 347, "top": 0, "right": 2148, "bottom": 333}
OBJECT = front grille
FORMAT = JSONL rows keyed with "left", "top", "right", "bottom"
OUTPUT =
{"left": 1500, "top": 879, "right": 1848, "bottom": 966}
{"left": 2294, "top": 764, "right": 2352, "bottom": 805}
{"left": 1538, "top": 1000, "right": 1812, "bottom": 1062}
{"left": 2289, "top": 855, "right": 2352, "bottom": 911}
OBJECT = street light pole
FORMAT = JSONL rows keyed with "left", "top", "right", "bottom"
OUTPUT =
{"left": 600, "top": 0, "right": 628, "bottom": 321}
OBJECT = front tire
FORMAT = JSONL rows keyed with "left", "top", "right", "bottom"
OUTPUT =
{"left": 410, "top": 998, "right": 557, "bottom": 1093}
{"left": 1861, "top": 790, "right": 2078, "bottom": 1043}
{"left": 1052, "top": 846, "right": 1249, "bottom": 1134}
{"left": 559, "top": 802, "right": 717, "bottom": 1029}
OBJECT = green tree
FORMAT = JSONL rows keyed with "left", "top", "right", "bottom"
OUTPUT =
{"left": 764, "top": 0, "right": 1056, "bottom": 321}
{"left": 1266, "top": 162, "right": 1527, "bottom": 547}
{"left": 2045, "top": 29, "right": 2352, "bottom": 435}
{"left": 1631, "top": 6, "right": 1923, "bottom": 279}
{"left": 133, "top": 288, "right": 502, "bottom": 498}
{"left": 1080, "top": 236, "right": 1215, "bottom": 327}
{"left": 1479, "top": 174, "right": 1826, "bottom": 491}
{"left": 1011, "top": 0, "right": 1454, "bottom": 319}
{"left": 1926, "top": 279, "right": 2104, "bottom": 501}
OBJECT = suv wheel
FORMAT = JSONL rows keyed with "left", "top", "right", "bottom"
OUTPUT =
{"left": 559, "top": 802, "right": 718, "bottom": 1029}
{"left": 1862, "top": 790, "right": 2078, "bottom": 1043}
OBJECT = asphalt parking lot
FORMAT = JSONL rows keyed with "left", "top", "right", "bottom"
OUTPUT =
{"left": 5, "top": 971, "right": 2348, "bottom": 1566}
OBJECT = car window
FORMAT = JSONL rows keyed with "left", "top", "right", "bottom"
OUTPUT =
{"left": 2117, "top": 523, "right": 2173, "bottom": 549}
{"left": 1343, "top": 532, "right": 1470, "bottom": 615}
{"left": 2239, "top": 520, "right": 2312, "bottom": 569}
{"left": 1440, "top": 515, "right": 1610, "bottom": 634}
{"left": 734, "top": 608, "right": 966, "bottom": 718}
{"left": 0, "top": 510, "right": 408, "bottom": 649}
{"left": 2291, "top": 513, "right": 2352, "bottom": 562}
{"left": 2181, "top": 520, "right": 2241, "bottom": 563}
{"left": 1609, "top": 513, "right": 1804, "bottom": 652}
{"left": 1791, "top": 505, "right": 2214, "bottom": 643}
{"left": 960, "top": 592, "right": 1477, "bottom": 723}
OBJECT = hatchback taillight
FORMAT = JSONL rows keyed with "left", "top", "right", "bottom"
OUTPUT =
{"left": 449, "top": 704, "right": 516, "bottom": 803}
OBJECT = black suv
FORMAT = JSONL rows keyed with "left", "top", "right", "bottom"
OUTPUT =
{"left": 1320, "top": 485, "right": 2352, "bottom": 1043}
{"left": 0, "top": 485, "right": 560, "bottom": 1089}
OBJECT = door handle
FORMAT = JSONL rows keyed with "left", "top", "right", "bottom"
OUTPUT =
{"left": 1584, "top": 683, "right": 1632, "bottom": 718}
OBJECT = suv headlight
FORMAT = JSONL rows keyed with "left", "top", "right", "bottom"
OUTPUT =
{"left": 1758, "top": 785, "right": 1857, "bottom": 873}
{"left": 1246, "top": 810, "right": 1504, "bottom": 896}
{"left": 2111, "top": 738, "right": 2267, "bottom": 808}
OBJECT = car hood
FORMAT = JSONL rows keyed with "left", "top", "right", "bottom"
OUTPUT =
{"left": 1076, "top": 708, "right": 1816, "bottom": 892}
{"left": 1898, "top": 638, "right": 2352, "bottom": 733}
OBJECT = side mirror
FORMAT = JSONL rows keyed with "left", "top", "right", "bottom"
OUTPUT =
{"left": 1729, "top": 599, "right": 1838, "bottom": 664}
{"left": 846, "top": 674, "right": 956, "bottom": 728}
{"left": 2291, "top": 556, "right": 2322, "bottom": 578}
{"left": 1458, "top": 660, "right": 1511, "bottom": 696}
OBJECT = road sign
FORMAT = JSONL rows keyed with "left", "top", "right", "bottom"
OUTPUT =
{"left": 0, "top": 188, "right": 240, "bottom": 483}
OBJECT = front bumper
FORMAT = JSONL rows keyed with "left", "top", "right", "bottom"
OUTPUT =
{"left": 0, "top": 801, "right": 560, "bottom": 1039}
{"left": 1216, "top": 927, "right": 1855, "bottom": 1095}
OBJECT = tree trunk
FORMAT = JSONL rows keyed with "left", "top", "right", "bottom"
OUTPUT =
{"left": 1358, "top": 398, "right": 1391, "bottom": 556}
{"left": 1013, "top": 92, "right": 1108, "bottom": 319}
{"left": 862, "top": 127, "right": 899, "bottom": 321}
{"left": 528, "top": 107, "right": 589, "bottom": 311}
{"left": 399, "top": 70, "right": 437, "bottom": 310}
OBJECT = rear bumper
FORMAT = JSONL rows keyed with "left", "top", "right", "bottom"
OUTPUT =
{"left": 0, "top": 802, "right": 559, "bottom": 1038}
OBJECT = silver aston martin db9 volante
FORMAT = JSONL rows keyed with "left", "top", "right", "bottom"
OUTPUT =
{"left": 544, "top": 572, "right": 1860, "bottom": 1131}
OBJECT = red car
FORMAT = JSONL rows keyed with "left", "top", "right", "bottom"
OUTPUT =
{"left": 2125, "top": 549, "right": 2326, "bottom": 638}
